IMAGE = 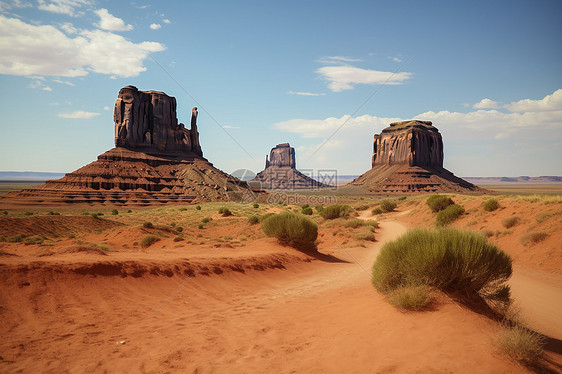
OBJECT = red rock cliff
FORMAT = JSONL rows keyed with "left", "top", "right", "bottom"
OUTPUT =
{"left": 372, "top": 120, "right": 443, "bottom": 168}
{"left": 114, "top": 85, "right": 202, "bottom": 157}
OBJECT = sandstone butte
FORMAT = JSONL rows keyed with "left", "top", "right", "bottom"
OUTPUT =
{"left": 0, "top": 86, "right": 253, "bottom": 206}
{"left": 250, "top": 143, "right": 333, "bottom": 190}
{"left": 348, "top": 120, "right": 481, "bottom": 193}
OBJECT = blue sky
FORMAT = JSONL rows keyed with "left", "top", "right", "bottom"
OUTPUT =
{"left": 0, "top": 0, "right": 561, "bottom": 177}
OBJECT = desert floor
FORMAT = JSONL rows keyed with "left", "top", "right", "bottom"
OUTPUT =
{"left": 1, "top": 194, "right": 561, "bottom": 373}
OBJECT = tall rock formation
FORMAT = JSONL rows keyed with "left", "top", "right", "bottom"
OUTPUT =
{"left": 251, "top": 143, "right": 331, "bottom": 190}
{"left": 348, "top": 120, "right": 480, "bottom": 193}
{"left": 1, "top": 86, "right": 254, "bottom": 206}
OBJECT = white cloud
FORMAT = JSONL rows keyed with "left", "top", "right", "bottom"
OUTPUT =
{"left": 287, "top": 91, "right": 326, "bottom": 96}
{"left": 94, "top": 8, "right": 133, "bottom": 31}
{"left": 150, "top": 23, "right": 161, "bottom": 30}
{"left": 0, "top": 0, "right": 32, "bottom": 12}
{"left": 163, "top": 18, "right": 171, "bottom": 24}
{"left": 58, "top": 110, "right": 100, "bottom": 119}
{"left": 28, "top": 78, "right": 52, "bottom": 91}
{"left": 388, "top": 56, "right": 402, "bottom": 63}
{"left": 223, "top": 125, "right": 240, "bottom": 129}
{"left": 504, "top": 89, "right": 562, "bottom": 112}
{"left": 103, "top": 106, "right": 110, "bottom": 110}
{"left": 0, "top": 15, "right": 165, "bottom": 77}
{"left": 473, "top": 98, "right": 499, "bottom": 109}
{"left": 52, "top": 78, "right": 75, "bottom": 86}
{"left": 60, "top": 22, "right": 78, "bottom": 34}
{"left": 272, "top": 89, "right": 562, "bottom": 174}
{"left": 316, "top": 65, "right": 412, "bottom": 92}
{"left": 136, "top": 4, "right": 150, "bottom": 9}
{"left": 37, "top": 0, "right": 91, "bottom": 17}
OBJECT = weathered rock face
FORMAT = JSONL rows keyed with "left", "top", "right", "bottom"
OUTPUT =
{"left": 372, "top": 120, "right": 443, "bottom": 168}
{"left": 251, "top": 143, "right": 331, "bottom": 190}
{"left": 0, "top": 86, "right": 258, "bottom": 206}
{"left": 347, "top": 120, "right": 481, "bottom": 194}
{"left": 114, "top": 85, "right": 202, "bottom": 157}
{"left": 265, "top": 143, "right": 296, "bottom": 168}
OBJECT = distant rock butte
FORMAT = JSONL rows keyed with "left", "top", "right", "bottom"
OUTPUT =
{"left": 1, "top": 86, "right": 253, "bottom": 206}
{"left": 349, "top": 120, "right": 480, "bottom": 194}
{"left": 251, "top": 143, "right": 332, "bottom": 190}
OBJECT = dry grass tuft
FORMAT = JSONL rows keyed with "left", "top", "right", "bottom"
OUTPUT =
{"left": 495, "top": 325, "right": 545, "bottom": 366}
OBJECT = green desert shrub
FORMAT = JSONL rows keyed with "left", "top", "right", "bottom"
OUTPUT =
{"left": 261, "top": 212, "right": 318, "bottom": 246}
{"left": 344, "top": 219, "right": 366, "bottom": 228}
{"left": 520, "top": 232, "right": 548, "bottom": 246}
{"left": 301, "top": 206, "right": 313, "bottom": 215}
{"left": 315, "top": 205, "right": 324, "bottom": 213}
{"left": 24, "top": 235, "right": 45, "bottom": 245}
{"left": 320, "top": 204, "right": 352, "bottom": 219}
{"left": 354, "top": 204, "right": 370, "bottom": 211}
{"left": 195, "top": 205, "right": 201, "bottom": 210}
{"left": 435, "top": 204, "right": 465, "bottom": 226}
{"left": 111, "top": 209, "right": 118, "bottom": 215}
{"left": 176, "top": 227, "right": 183, "bottom": 232}
{"left": 371, "top": 207, "right": 383, "bottom": 215}
{"left": 483, "top": 198, "right": 500, "bottom": 212}
{"left": 398, "top": 196, "right": 407, "bottom": 201}
{"left": 47, "top": 211, "right": 60, "bottom": 216}
{"left": 201, "top": 217, "right": 212, "bottom": 224}
{"left": 142, "top": 221, "right": 154, "bottom": 229}
{"left": 7, "top": 234, "right": 27, "bottom": 243}
{"left": 355, "top": 230, "right": 375, "bottom": 241}
{"left": 259, "top": 212, "right": 275, "bottom": 222}
{"left": 388, "top": 285, "right": 432, "bottom": 311}
{"left": 495, "top": 325, "right": 545, "bottom": 366}
{"left": 127, "top": 209, "right": 132, "bottom": 213}
{"left": 198, "top": 224, "right": 204, "bottom": 229}
{"left": 371, "top": 228, "right": 512, "bottom": 303}
{"left": 253, "top": 203, "right": 259, "bottom": 209}
{"left": 502, "top": 216, "right": 520, "bottom": 229}
{"left": 24, "top": 211, "right": 33, "bottom": 216}
{"left": 426, "top": 195, "right": 454, "bottom": 213}
{"left": 140, "top": 235, "right": 160, "bottom": 248}
{"left": 218, "top": 207, "right": 232, "bottom": 216}
{"left": 247, "top": 215, "right": 260, "bottom": 225}
{"left": 379, "top": 200, "right": 397, "bottom": 213}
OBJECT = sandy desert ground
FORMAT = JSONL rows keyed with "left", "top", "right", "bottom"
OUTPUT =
{"left": 0, "top": 194, "right": 561, "bottom": 373}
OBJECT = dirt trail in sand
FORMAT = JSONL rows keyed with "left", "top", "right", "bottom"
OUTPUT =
{"left": 1, "top": 210, "right": 559, "bottom": 373}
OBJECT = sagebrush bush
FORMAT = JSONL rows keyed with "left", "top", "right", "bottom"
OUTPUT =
{"left": 301, "top": 206, "right": 313, "bottom": 215}
{"left": 320, "top": 205, "right": 352, "bottom": 219}
{"left": 355, "top": 230, "right": 375, "bottom": 241}
{"left": 371, "top": 228, "right": 512, "bottom": 303}
{"left": 483, "top": 198, "right": 500, "bottom": 212}
{"left": 195, "top": 205, "right": 201, "bottom": 210}
{"left": 261, "top": 212, "right": 318, "bottom": 246}
{"left": 495, "top": 325, "right": 545, "bottom": 365}
{"left": 247, "top": 215, "right": 260, "bottom": 225}
{"left": 344, "top": 219, "right": 366, "bottom": 228}
{"left": 201, "top": 217, "right": 212, "bottom": 223}
{"left": 371, "top": 208, "right": 383, "bottom": 215}
{"left": 253, "top": 203, "right": 259, "bottom": 209}
{"left": 112, "top": 209, "right": 118, "bottom": 215}
{"left": 218, "top": 207, "right": 232, "bottom": 216}
{"left": 140, "top": 235, "right": 160, "bottom": 248}
{"left": 354, "top": 204, "right": 370, "bottom": 211}
{"left": 426, "top": 195, "right": 454, "bottom": 213}
{"left": 435, "top": 204, "right": 465, "bottom": 226}
{"left": 388, "top": 285, "right": 432, "bottom": 311}
{"left": 520, "top": 232, "right": 548, "bottom": 246}
{"left": 143, "top": 221, "right": 154, "bottom": 229}
{"left": 259, "top": 212, "right": 275, "bottom": 222}
{"left": 379, "top": 200, "right": 397, "bottom": 213}
{"left": 502, "top": 216, "right": 520, "bottom": 229}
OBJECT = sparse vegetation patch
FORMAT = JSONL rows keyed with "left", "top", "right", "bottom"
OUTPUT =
{"left": 140, "top": 235, "right": 160, "bottom": 248}
{"left": 320, "top": 204, "right": 352, "bottom": 219}
{"left": 426, "top": 195, "right": 454, "bottom": 213}
{"left": 261, "top": 212, "right": 318, "bottom": 247}
{"left": 379, "top": 200, "right": 397, "bottom": 213}
{"left": 520, "top": 232, "right": 548, "bottom": 246}
{"left": 482, "top": 198, "right": 500, "bottom": 212}
{"left": 502, "top": 216, "right": 520, "bottom": 229}
{"left": 435, "top": 204, "right": 465, "bottom": 226}
{"left": 495, "top": 325, "right": 545, "bottom": 366}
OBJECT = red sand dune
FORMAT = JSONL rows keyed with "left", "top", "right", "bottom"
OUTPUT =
{"left": 1, "top": 208, "right": 561, "bottom": 373}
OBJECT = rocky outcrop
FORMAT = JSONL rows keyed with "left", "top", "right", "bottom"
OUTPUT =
{"left": 251, "top": 143, "right": 331, "bottom": 190}
{"left": 265, "top": 143, "right": 296, "bottom": 168}
{"left": 0, "top": 86, "right": 256, "bottom": 206}
{"left": 114, "top": 85, "right": 202, "bottom": 156}
{"left": 348, "top": 120, "right": 481, "bottom": 194}
{"left": 372, "top": 120, "right": 443, "bottom": 168}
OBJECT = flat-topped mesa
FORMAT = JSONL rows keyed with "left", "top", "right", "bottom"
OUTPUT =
{"left": 265, "top": 143, "right": 296, "bottom": 168}
{"left": 372, "top": 120, "right": 443, "bottom": 168}
{"left": 114, "top": 85, "right": 203, "bottom": 157}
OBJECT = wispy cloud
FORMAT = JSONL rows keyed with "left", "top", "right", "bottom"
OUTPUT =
{"left": 287, "top": 91, "right": 326, "bottom": 97}
{"left": 37, "top": 0, "right": 91, "bottom": 17}
{"left": 28, "top": 78, "right": 52, "bottom": 91}
{"left": 58, "top": 110, "right": 100, "bottom": 119}
{"left": 316, "top": 65, "right": 412, "bottom": 92}
{"left": 52, "top": 78, "right": 75, "bottom": 86}
{"left": 0, "top": 15, "right": 165, "bottom": 77}
{"left": 317, "top": 56, "right": 363, "bottom": 65}
{"left": 387, "top": 56, "right": 402, "bottom": 63}
{"left": 94, "top": 8, "right": 133, "bottom": 31}
{"left": 473, "top": 98, "right": 499, "bottom": 109}
{"left": 163, "top": 18, "right": 171, "bottom": 24}
{"left": 149, "top": 23, "right": 161, "bottom": 30}
{"left": 223, "top": 125, "right": 240, "bottom": 129}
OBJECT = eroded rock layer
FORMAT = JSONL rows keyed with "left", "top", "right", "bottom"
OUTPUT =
{"left": 1, "top": 148, "right": 252, "bottom": 206}
{"left": 251, "top": 143, "right": 331, "bottom": 190}
{"left": 349, "top": 120, "right": 480, "bottom": 194}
